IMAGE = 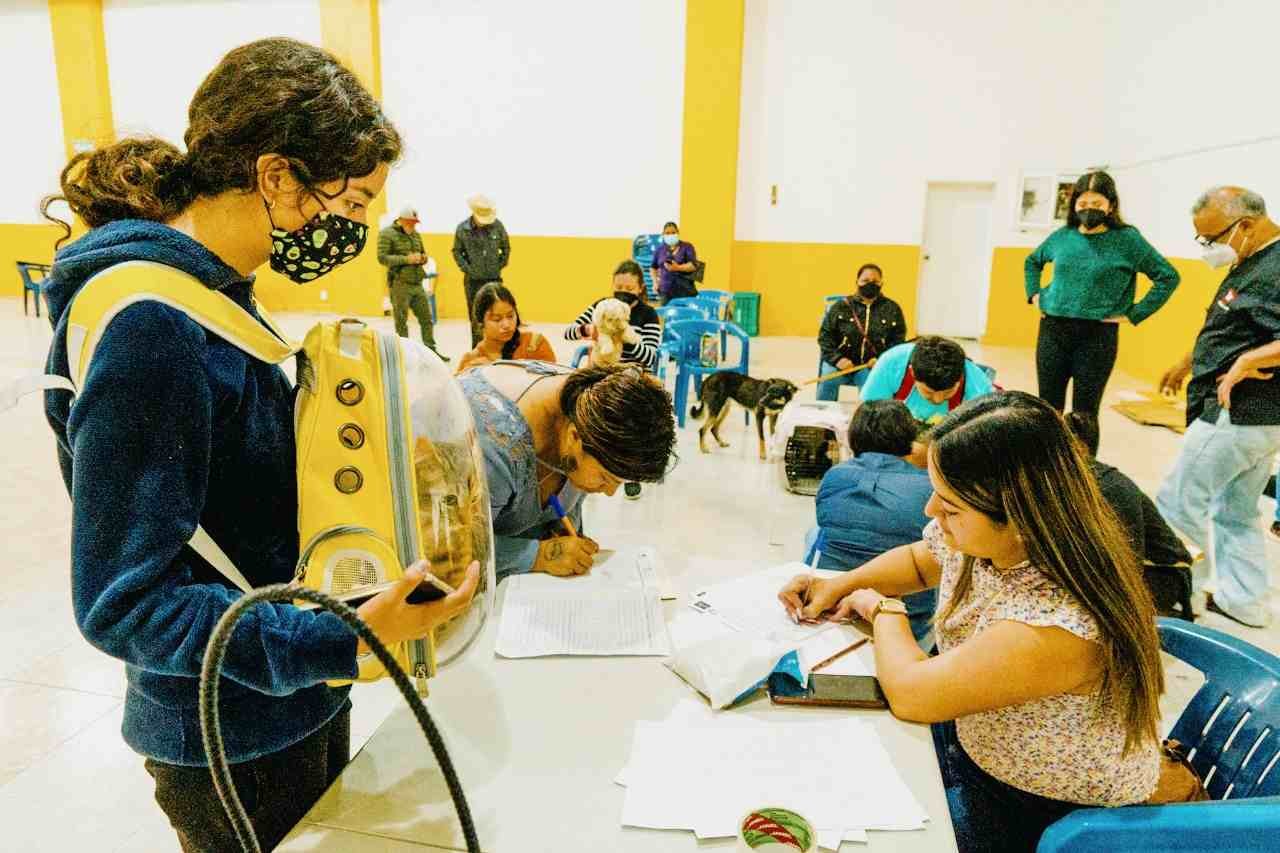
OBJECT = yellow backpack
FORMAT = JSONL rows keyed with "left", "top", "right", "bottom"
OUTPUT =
{"left": 59, "top": 261, "right": 495, "bottom": 694}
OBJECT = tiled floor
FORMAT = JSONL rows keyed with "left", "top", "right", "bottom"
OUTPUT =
{"left": 1, "top": 298, "right": 1276, "bottom": 850}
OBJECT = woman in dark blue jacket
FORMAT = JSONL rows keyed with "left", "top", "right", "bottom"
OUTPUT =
{"left": 41, "top": 39, "right": 475, "bottom": 851}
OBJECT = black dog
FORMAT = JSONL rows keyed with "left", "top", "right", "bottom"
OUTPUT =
{"left": 690, "top": 372, "right": 799, "bottom": 460}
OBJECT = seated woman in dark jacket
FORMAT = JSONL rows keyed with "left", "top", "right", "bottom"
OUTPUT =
{"left": 814, "top": 400, "right": 937, "bottom": 644}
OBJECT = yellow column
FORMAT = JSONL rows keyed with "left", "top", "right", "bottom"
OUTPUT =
{"left": 256, "top": 0, "right": 388, "bottom": 315}
{"left": 678, "top": 0, "right": 746, "bottom": 293}
{"left": 47, "top": 0, "right": 115, "bottom": 162}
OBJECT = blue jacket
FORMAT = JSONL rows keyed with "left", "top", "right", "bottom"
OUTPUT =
{"left": 815, "top": 453, "right": 937, "bottom": 644}
{"left": 43, "top": 220, "right": 356, "bottom": 766}
{"left": 815, "top": 453, "right": 932, "bottom": 570}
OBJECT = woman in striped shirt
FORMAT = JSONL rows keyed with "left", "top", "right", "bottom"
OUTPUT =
{"left": 564, "top": 260, "right": 661, "bottom": 372}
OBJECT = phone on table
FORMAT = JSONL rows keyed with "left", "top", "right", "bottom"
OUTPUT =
{"left": 769, "top": 673, "right": 889, "bottom": 709}
{"left": 296, "top": 573, "right": 454, "bottom": 611}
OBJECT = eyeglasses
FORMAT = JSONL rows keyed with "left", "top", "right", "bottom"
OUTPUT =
{"left": 1195, "top": 219, "right": 1245, "bottom": 248}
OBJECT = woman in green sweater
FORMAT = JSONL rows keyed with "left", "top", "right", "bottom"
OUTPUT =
{"left": 1025, "top": 171, "right": 1179, "bottom": 414}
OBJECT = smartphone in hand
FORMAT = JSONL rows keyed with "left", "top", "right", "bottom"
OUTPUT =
{"left": 296, "top": 573, "right": 454, "bottom": 611}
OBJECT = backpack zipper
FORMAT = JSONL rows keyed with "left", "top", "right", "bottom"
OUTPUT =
{"left": 376, "top": 332, "right": 431, "bottom": 695}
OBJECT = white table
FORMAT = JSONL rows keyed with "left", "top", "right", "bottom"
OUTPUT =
{"left": 279, "top": 568, "right": 956, "bottom": 853}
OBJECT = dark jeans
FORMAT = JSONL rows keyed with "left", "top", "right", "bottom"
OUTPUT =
{"left": 145, "top": 707, "right": 350, "bottom": 853}
{"left": 1036, "top": 315, "right": 1119, "bottom": 415}
{"left": 391, "top": 283, "right": 436, "bottom": 348}
{"left": 932, "top": 720, "right": 1082, "bottom": 852}
{"left": 464, "top": 278, "right": 501, "bottom": 346}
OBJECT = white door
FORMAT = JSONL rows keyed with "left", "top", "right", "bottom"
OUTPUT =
{"left": 916, "top": 183, "right": 996, "bottom": 338}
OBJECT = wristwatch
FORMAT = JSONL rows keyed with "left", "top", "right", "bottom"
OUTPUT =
{"left": 870, "top": 598, "right": 908, "bottom": 622}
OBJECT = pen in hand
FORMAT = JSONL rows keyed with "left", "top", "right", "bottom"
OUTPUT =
{"left": 547, "top": 494, "right": 578, "bottom": 539}
{"left": 791, "top": 547, "right": 822, "bottom": 624}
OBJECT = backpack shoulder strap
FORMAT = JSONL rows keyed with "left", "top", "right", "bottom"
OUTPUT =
{"left": 62, "top": 260, "right": 292, "bottom": 595}
{"left": 894, "top": 365, "right": 916, "bottom": 401}
{"left": 66, "top": 260, "right": 298, "bottom": 391}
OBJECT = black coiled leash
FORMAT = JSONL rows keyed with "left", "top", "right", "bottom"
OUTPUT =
{"left": 198, "top": 583, "right": 480, "bottom": 853}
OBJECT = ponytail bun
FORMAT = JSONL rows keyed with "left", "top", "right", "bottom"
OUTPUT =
{"left": 42, "top": 137, "right": 196, "bottom": 248}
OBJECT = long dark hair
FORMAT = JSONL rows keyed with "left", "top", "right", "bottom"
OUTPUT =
{"left": 559, "top": 365, "right": 677, "bottom": 482}
{"left": 41, "top": 38, "right": 402, "bottom": 249}
{"left": 929, "top": 391, "right": 1162, "bottom": 754}
{"left": 1064, "top": 171, "right": 1128, "bottom": 231}
{"left": 472, "top": 283, "right": 523, "bottom": 359}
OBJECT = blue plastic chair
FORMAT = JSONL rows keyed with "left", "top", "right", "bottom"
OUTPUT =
{"left": 655, "top": 307, "right": 706, "bottom": 383}
{"left": 1036, "top": 618, "right": 1280, "bottom": 852}
{"left": 632, "top": 234, "right": 662, "bottom": 302}
{"left": 666, "top": 318, "right": 750, "bottom": 428}
{"left": 17, "top": 261, "right": 51, "bottom": 317}
{"left": 656, "top": 304, "right": 711, "bottom": 326}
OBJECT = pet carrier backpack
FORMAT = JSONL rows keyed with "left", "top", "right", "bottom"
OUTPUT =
{"left": 57, "top": 261, "right": 496, "bottom": 694}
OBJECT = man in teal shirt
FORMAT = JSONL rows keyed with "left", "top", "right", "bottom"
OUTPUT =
{"left": 860, "top": 336, "right": 995, "bottom": 424}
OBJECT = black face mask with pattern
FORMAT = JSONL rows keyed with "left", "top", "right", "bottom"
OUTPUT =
{"left": 264, "top": 199, "right": 369, "bottom": 283}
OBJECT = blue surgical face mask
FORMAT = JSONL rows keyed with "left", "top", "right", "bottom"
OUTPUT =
{"left": 662, "top": 233, "right": 679, "bottom": 247}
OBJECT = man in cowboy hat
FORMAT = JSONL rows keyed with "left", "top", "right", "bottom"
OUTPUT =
{"left": 378, "top": 205, "right": 447, "bottom": 360}
{"left": 453, "top": 194, "right": 511, "bottom": 345}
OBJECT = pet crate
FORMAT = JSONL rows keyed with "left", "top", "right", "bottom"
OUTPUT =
{"left": 782, "top": 425, "right": 841, "bottom": 495}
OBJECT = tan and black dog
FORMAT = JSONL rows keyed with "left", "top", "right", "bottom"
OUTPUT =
{"left": 690, "top": 372, "right": 799, "bottom": 459}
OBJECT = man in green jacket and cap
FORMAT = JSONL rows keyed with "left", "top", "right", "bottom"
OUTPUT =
{"left": 378, "top": 205, "right": 447, "bottom": 360}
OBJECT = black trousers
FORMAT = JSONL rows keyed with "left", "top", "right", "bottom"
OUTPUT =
{"left": 464, "top": 278, "right": 501, "bottom": 346}
{"left": 144, "top": 708, "right": 350, "bottom": 853}
{"left": 1035, "top": 315, "right": 1119, "bottom": 415}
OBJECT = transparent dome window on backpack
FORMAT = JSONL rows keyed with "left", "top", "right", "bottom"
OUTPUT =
{"left": 400, "top": 341, "right": 498, "bottom": 666}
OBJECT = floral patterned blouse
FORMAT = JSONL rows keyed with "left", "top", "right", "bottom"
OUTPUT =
{"left": 925, "top": 520, "right": 1160, "bottom": 805}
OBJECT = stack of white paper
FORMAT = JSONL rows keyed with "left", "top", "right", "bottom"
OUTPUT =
{"left": 666, "top": 564, "right": 846, "bottom": 707}
{"left": 495, "top": 547, "right": 670, "bottom": 658}
{"left": 617, "top": 701, "right": 928, "bottom": 849}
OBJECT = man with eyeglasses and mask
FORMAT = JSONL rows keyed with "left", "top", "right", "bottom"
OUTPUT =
{"left": 1156, "top": 186, "right": 1280, "bottom": 628}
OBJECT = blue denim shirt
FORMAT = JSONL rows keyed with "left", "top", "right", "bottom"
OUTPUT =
{"left": 815, "top": 452, "right": 937, "bottom": 643}
{"left": 458, "top": 363, "right": 585, "bottom": 579}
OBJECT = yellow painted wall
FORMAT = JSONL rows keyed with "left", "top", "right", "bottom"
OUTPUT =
{"left": 255, "top": 232, "right": 635, "bottom": 325}
{"left": 48, "top": 0, "right": 114, "bottom": 161}
{"left": 731, "top": 241, "right": 921, "bottom": 338}
{"left": 985, "top": 246, "right": 1224, "bottom": 386}
{"left": 678, "top": 0, "right": 745, "bottom": 294}
{"left": 1, "top": 224, "right": 62, "bottom": 301}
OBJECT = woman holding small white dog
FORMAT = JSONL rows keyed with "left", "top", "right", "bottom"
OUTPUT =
{"left": 564, "top": 260, "right": 661, "bottom": 372}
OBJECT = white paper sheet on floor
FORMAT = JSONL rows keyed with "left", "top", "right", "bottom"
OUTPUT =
{"left": 616, "top": 699, "right": 927, "bottom": 849}
{"left": 494, "top": 546, "right": 670, "bottom": 657}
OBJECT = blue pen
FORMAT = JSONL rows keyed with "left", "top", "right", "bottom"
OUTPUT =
{"left": 547, "top": 494, "right": 579, "bottom": 538}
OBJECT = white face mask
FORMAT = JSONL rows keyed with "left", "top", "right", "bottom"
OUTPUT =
{"left": 1202, "top": 242, "right": 1238, "bottom": 269}
{"left": 1201, "top": 223, "right": 1241, "bottom": 269}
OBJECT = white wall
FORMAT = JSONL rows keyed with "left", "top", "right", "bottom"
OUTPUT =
{"left": 379, "top": 0, "right": 686, "bottom": 238}
{"left": 735, "top": 0, "right": 1280, "bottom": 259}
{"left": 0, "top": 0, "right": 65, "bottom": 223}
{"left": 1097, "top": 2, "right": 1280, "bottom": 257}
{"left": 736, "top": 0, "right": 1115, "bottom": 247}
{"left": 104, "top": 0, "right": 321, "bottom": 148}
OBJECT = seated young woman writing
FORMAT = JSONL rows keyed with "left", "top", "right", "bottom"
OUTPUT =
{"left": 455, "top": 283, "right": 555, "bottom": 374}
{"left": 778, "top": 391, "right": 1163, "bottom": 852}
{"left": 459, "top": 362, "right": 677, "bottom": 580}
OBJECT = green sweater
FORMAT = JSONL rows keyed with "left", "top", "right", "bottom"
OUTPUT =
{"left": 1024, "top": 225, "right": 1180, "bottom": 325}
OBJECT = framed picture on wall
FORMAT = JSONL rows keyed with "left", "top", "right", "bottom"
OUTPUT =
{"left": 1018, "top": 172, "right": 1080, "bottom": 229}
